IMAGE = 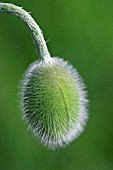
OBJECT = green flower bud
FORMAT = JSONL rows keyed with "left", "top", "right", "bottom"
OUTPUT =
{"left": 20, "top": 57, "right": 88, "bottom": 149}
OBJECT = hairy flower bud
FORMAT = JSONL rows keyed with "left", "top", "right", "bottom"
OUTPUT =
{"left": 20, "top": 57, "right": 88, "bottom": 149}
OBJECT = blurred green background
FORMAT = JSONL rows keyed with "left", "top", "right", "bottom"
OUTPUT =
{"left": 0, "top": 0, "right": 113, "bottom": 170}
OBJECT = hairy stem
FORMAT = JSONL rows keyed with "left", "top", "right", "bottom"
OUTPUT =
{"left": 0, "top": 3, "right": 50, "bottom": 61}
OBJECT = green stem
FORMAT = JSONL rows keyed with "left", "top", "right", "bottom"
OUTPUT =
{"left": 0, "top": 3, "right": 50, "bottom": 61}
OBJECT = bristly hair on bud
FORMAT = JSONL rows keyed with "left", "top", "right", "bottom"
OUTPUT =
{"left": 0, "top": 2, "right": 88, "bottom": 150}
{"left": 20, "top": 57, "right": 88, "bottom": 149}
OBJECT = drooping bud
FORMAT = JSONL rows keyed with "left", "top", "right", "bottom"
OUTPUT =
{"left": 0, "top": 2, "right": 88, "bottom": 150}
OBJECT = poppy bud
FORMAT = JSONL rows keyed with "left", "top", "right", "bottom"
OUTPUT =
{"left": 20, "top": 56, "right": 88, "bottom": 149}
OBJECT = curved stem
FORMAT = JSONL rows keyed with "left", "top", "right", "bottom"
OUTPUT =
{"left": 0, "top": 3, "right": 50, "bottom": 61}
